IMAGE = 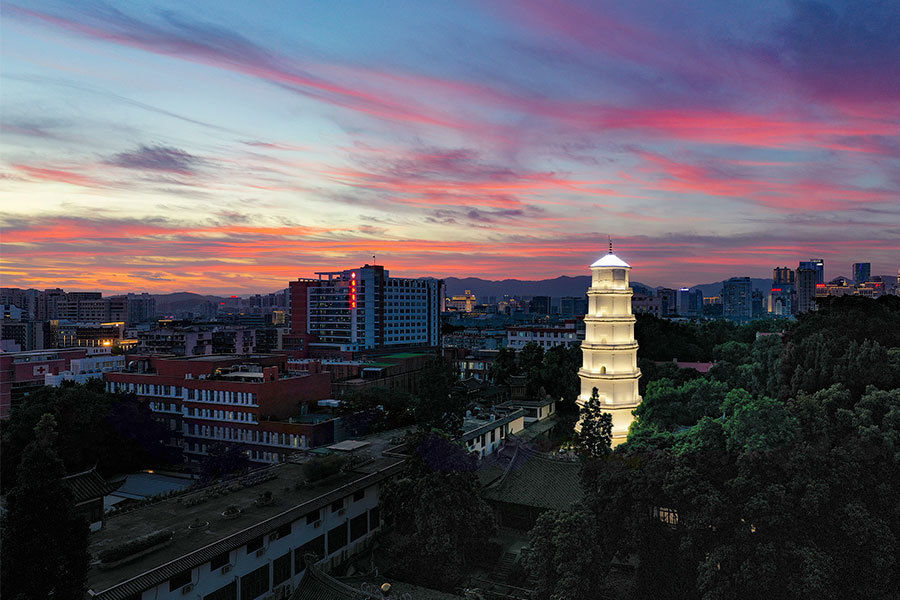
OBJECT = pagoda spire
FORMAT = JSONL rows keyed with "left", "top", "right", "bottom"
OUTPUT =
{"left": 576, "top": 247, "right": 642, "bottom": 446}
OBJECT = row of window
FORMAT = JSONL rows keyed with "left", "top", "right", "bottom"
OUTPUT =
{"left": 185, "top": 425, "right": 303, "bottom": 448}
{"left": 185, "top": 407, "right": 258, "bottom": 423}
{"left": 162, "top": 504, "right": 379, "bottom": 600}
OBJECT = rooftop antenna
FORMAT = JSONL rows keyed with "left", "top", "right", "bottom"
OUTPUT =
{"left": 372, "top": 254, "right": 376, "bottom": 265}
{"left": 608, "top": 235, "right": 614, "bottom": 254}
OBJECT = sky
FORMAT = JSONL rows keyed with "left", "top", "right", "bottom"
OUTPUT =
{"left": 1, "top": 0, "right": 898, "bottom": 294}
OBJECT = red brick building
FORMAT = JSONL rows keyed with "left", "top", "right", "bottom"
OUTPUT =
{"left": 104, "top": 354, "right": 336, "bottom": 465}
{"left": 0, "top": 348, "right": 88, "bottom": 417}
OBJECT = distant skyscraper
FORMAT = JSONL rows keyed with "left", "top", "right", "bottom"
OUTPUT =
{"left": 799, "top": 258, "right": 824, "bottom": 284}
{"left": 722, "top": 277, "right": 752, "bottom": 321}
{"left": 528, "top": 296, "right": 551, "bottom": 316}
{"left": 796, "top": 263, "right": 819, "bottom": 313}
{"left": 559, "top": 296, "right": 588, "bottom": 318}
{"left": 655, "top": 287, "right": 677, "bottom": 317}
{"left": 676, "top": 287, "right": 703, "bottom": 317}
{"left": 769, "top": 267, "right": 795, "bottom": 316}
{"left": 852, "top": 262, "right": 871, "bottom": 285}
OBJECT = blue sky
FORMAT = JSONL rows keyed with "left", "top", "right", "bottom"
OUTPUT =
{"left": 1, "top": 0, "right": 898, "bottom": 293}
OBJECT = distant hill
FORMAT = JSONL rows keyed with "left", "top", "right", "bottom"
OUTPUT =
{"left": 444, "top": 276, "right": 772, "bottom": 300}
{"left": 153, "top": 292, "right": 229, "bottom": 315}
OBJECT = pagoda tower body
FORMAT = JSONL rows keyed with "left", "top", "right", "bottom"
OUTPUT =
{"left": 576, "top": 249, "right": 642, "bottom": 446}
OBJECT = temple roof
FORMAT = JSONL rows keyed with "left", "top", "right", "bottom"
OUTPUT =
{"left": 62, "top": 467, "right": 113, "bottom": 504}
{"left": 590, "top": 253, "right": 631, "bottom": 268}
{"left": 482, "top": 444, "right": 582, "bottom": 510}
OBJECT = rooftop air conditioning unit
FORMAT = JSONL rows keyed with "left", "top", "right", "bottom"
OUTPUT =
{"left": 181, "top": 583, "right": 194, "bottom": 594}
{"left": 221, "top": 564, "right": 232, "bottom": 574}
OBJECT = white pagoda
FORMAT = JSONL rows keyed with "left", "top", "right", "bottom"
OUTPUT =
{"left": 576, "top": 242, "right": 642, "bottom": 446}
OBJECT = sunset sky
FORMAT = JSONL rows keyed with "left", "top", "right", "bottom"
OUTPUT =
{"left": 2, "top": 0, "right": 898, "bottom": 294}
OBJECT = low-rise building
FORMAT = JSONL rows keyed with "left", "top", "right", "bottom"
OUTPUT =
{"left": 0, "top": 348, "right": 89, "bottom": 417}
{"left": 105, "top": 355, "right": 335, "bottom": 465}
{"left": 44, "top": 353, "right": 127, "bottom": 386}
{"left": 461, "top": 409, "right": 525, "bottom": 458}
{"left": 506, "top": 321, "right": 582, "bottom": 350}
{"left": 85, "top": 455, "right": 403, "bottom": 600}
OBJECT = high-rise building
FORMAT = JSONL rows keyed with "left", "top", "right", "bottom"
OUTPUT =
{"left": 769, "top": 267, "right": 796, "bottom": 316}
{"left": 799, "top": 258, "right": 824, "bottom": 284}
{"left": 722, "top": 277, "right": 752, "bottom": 321}
{"left": 796, "top": 263, "right": 820, "bottom": 313}
{"left": 676, "top": 288, "right": 703, "bottom": 317}
{"left": 289, "top": 264, "right": 442, "bottom": 354}
{"left": 655, "top": 287, "right": 677, "bottom": 317}
{"left": 528, "top": 296, "right": 551, "bottom": 316}
{"left": 577, "top": 249, "right": 641, "bottom": 446}
{"left": 852, "top": 262, "right": 871, "bottom": 285}
{"left": 559, "top": 296, "right": 588, "bottom": 318}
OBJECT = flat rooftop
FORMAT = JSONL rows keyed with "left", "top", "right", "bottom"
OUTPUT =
{"left": 88, "top": 456, "right": 403, "bottom": 595}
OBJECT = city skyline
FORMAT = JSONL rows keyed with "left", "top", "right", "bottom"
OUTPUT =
{"left": 3, "top": 1, "right": 899, "bottom": 294}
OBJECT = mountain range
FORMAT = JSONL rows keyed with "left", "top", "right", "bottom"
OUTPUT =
{"left": 443, "top": 276, "right": 773, "bottom": 300}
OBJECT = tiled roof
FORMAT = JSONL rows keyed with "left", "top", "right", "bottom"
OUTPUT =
{"left": 62, "top": 467, "right": 112, "bottom": 504}
{"left": 290, "top": 565, "right": 365, "bottom": 600}
{"left": 482, "top": 444, "right": 582, "bottom": 510}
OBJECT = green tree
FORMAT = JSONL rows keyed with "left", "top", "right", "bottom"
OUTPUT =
{"left": 1, "top": 381, "right": 170, "bottom": 491}
{"left": 381, "top": 432, "right": 497, "bottom": 590}
{"left": 413, "top": 357, "right": 468, "bottom": 435}
{"left": 489, "top": 347, "right": 519, "bottom": 386}
{"left": 574, "top": 388, "right": 612, "bottom": 459}
{"left": 525, "top": 507, "right": 611, "bottom": 600}
{"left": 199, "top": 442, "right": 249, "bottom": 483}
{"left": 1, "top": 414, "right": 90, "bottom": 600}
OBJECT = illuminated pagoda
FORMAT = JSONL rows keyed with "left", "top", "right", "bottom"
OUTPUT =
{"left": 576, "top": 241, "right": 642, "bottom": 446}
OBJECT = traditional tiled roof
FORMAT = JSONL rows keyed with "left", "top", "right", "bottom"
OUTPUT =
{"left": 62, "top": 467, "right": 112, "bottom": 504}
{"left": 482, "top": 444, "right": 582, "bottom": 510}
{"left": 290, "top": 564, "right": 367, "bottom": 600}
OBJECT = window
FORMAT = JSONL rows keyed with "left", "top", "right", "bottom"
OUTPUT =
{"left": 203, "top": 582, "right": 236, "bottom": 600}
{"left": 272, "top": 551, "right": 291, "bottom": 586}
{"left": 349, "top": 513, "right": 367, "bottom": 542}
{"left": 271, "top": 522, "right": 291, "bottom": 540}
{"left": 613, "top": 269, "right": 626, "bottom": 281}
{"left": 331, "top": 499, "right": 343, "bottom": 513}
{"left": 369, "top": 506, "right": 380, "bottom": 530}
{"left": 305, "top": 509, "right": 320, "bottom": 525}
{"left": 169, "top": 569, "right": 192, "bottom": 591}
{"left": 327, "top": 522, "right": 347, "bottom": 553}
{"left": 352, "top": 489, "right": 365, "bottom": 502}
{"left": 294, "top": 534, "right": 326, "bottom": 572}
{"left": 210, "top": 550, "right": 230, "bottom": 570}
{"left": 240, "top": 564, "right": 269, "bottom": 600}
{"left": 246, "top": 536, "right": 264, "bottom": 554}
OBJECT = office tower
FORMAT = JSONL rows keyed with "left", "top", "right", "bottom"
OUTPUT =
{"left": 528, "top": 296, "right": 551, "bottom": 316}
{"left": 852, "top": 262, "right": 871, "bottom": 285}
{"left": 655, "top": 287, "right": 677, "bottom": 317}
{"left": 722, "top": 277, "right": 752, "bottom": 321}
{"left": 559, "top": 296, "right": 588, "bottom": 318}
{"left": 289, "top": 264, "right": 442, "bottom": 353}
{"left": 796, "top": 264, "right": 819, "bottom": 313}
{"left": 676, "top": 287, "right": 703, "bottom": 317}
{"left": 577, "top": 249, "right": 641, "bottom": 446}
{"left": 799, "top": 258, "right": 824, "bottom": 284}
{"left": 769, "top": 267, "right": 796, "bottom": 316}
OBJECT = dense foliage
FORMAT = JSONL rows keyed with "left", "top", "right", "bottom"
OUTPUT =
{"left": 381, "top": 431, "right": 498, "bottom": 591}
{"left": 530, "top": 296, "right": 900, "bottom": 600}
{"left": 1, "top": 414, "right": 90, "bottom": 600}
{"left": 0, "top": 380, "right": 172, "bottom": 492}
